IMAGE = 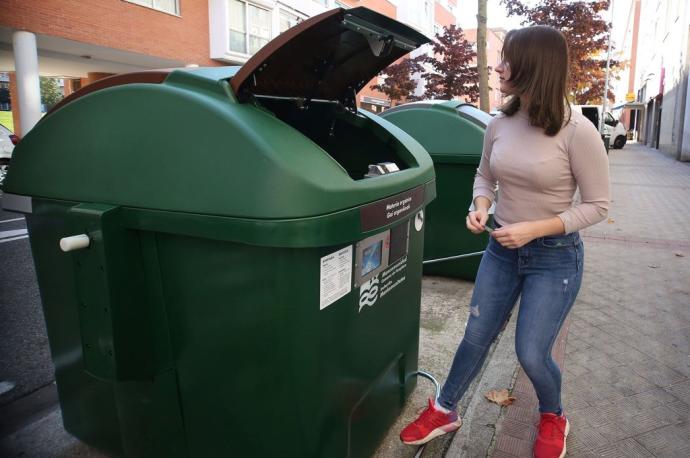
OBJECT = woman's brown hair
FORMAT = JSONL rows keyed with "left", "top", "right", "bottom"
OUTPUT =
{"left": 500, "top": 26, "right": 571, "bottom": 136}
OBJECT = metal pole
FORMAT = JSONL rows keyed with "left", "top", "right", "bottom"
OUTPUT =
{"left": 412, "top": 370, "right": 441, "bottom": 400}
{"left": 422, "top": 250, "right": 485, "bottom": 265}
{"left": 601, "top": 0, "right": 615, "bottom": 133}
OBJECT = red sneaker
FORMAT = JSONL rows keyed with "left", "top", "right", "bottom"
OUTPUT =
{"left": 533, "top": 412, "right": 570, "bottom": 458}
{"left": 400, "top": 399, "right": 462, "bottom": 445}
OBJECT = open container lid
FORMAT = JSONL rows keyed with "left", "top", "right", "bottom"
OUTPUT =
{"left": 230, "top": 7, "right": 430, "bottom": 108}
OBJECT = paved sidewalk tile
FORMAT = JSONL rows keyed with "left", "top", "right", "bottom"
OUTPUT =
{"left": 489, "top": 144, "right": 690, "bottom": 457}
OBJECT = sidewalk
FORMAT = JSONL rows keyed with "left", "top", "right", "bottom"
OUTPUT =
{"left": 489, "top": 143, "right": 690, "bottom": 457}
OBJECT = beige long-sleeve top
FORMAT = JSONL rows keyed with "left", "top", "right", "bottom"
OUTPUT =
{"left": 473, "top": 109, "right": 610, "bottom": 234}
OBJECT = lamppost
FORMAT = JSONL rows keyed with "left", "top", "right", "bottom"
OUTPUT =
{"left": 601, "top": 0, "right": 615, "bottom": 134}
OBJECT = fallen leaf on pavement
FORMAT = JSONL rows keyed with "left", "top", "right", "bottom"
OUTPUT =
{"left": 675, "top": 252, "right": 685, "bottom": 257}
{"left": 484, "top": 389, "right": 516, "bottom": 406}
{"left": 607, "top": 218, "right": 615, "bottom": 224}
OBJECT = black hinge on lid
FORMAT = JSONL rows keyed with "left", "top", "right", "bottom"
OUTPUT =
{"left": 343, "top": 87, "right": 358, "bottom": 113}
{"left": 341, "top": 14, "right": 418, "bottom": 54}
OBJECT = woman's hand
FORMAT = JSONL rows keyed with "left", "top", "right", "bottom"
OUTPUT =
{"left": 466, "top": 208, "right": 489, "bottom": 234}
{"left": 491, "top": 222, "right": 539, "bottom": 249}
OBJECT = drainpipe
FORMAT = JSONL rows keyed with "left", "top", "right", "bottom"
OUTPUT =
{"left": 601, "top": 0, "right": 614, "bottom": 134}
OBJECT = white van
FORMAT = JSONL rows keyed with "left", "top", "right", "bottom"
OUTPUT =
{"left": 572, "top": 105, "right": 627, "bottom": 149}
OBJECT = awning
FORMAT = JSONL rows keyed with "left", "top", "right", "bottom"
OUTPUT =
{"left": 612, "top": 102, "right": 646, "bottom": 110}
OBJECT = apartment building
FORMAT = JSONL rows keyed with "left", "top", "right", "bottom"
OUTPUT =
{"left": 623, "top": 0, "right": 690, "bottom": 161}
{"left": 463, "top": 27, "right": 506, "bottom": 112}
{"left": 0, "top": 0, "right": 459, "bottom": 136}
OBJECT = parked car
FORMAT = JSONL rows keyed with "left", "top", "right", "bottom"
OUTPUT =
{"left": 572, "top": 105, "right": 627, "bottom": 149}
{"left": 0, "top": 122, "right": 19, "bottom": 187}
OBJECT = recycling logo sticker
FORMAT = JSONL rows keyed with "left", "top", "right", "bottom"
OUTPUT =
{"left": 358, "top": 275, "right": 380, "bottom": 312}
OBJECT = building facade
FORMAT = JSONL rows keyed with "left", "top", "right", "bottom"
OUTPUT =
{"left": 627, "top": 0, "right": 690, "bottom": 161}
{"left": 0, "top": 0, "right": 459, "bottom": 136}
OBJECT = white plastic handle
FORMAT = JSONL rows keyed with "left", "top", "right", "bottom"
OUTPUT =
{"left": 60, "top": 234, "right": 90, "bottom": 252}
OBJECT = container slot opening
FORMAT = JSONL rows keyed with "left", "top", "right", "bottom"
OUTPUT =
{"left": 257, "top": 97, "right": 411, "bottom": 180}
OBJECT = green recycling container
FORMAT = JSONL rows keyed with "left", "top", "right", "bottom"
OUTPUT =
{"left": 2, "top": 8, "right": 436, "bottom": 458}
{"left": 381, "top": 101, "right": 492, "bottom": 280}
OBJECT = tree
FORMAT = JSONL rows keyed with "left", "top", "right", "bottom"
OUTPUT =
{"left": 477, "top": 0, "right": 490, "bottom": 112}
{"left": 40, "top": 77, "right": 63, "bottom": 111}
{"left": 421, "top": 25, "right": 480, "bottom": 102}
{"left": 370, "top": 57, "right": 425, "bottom": 105}
{"left": 501, "top": 0, "right": 621, "bottom": 105}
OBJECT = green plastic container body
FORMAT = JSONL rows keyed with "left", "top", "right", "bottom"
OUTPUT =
{"left": 381, "top": 101, "right": 491, "bottom": 279}
{"left": 4, "top": 63, "right": 436, "bottom": 457}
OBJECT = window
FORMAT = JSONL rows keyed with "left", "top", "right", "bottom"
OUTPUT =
{"left": 126, "top": 0, "right": 179, "bottom": 15}
{"left": 604, "top": 112, "right": 617, "bottom": 126}
{"left": 279, "top": 10, "right": 300, "bottom": 33}
{"left": 228, "top": 0, "right": 271, "bottom": 55}
{"left": 313, "top": 0, "right": 329, "bottom": 6}
{"left": 335, "top": 1, "right": 349, "bottom": 8}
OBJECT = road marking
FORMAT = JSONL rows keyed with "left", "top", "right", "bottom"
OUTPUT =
{"left": 0, "top": 217, "right": 25, "bottom": 224}
{"left": 0, "top": 228, "right": 28, "bottom": 244}
{"left": 583, "top": 233, "right": 690, "bottom": 249}
{"left": 0, "top": 235, "right": 29, "bottom": 243}
{"left": 1, "top": 229, "right": 28, "bottom": 239}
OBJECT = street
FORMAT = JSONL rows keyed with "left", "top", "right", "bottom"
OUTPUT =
{"left": 0, "top": 207, "right": 53, "bottom": 406}
{"left": 0, "top": 205, "right": 57, "bottom": 443}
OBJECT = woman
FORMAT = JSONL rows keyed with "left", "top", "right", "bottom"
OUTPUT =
{"left": 400, "top": 26, "right": 609, "bottom": 458}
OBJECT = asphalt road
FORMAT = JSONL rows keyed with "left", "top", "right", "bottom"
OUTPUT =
{"left": 0, "top": 198, "right": 54, "bottom": 408}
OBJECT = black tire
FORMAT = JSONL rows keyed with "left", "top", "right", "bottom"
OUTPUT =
{"left": 613, "top": 135, "right": 627, "bottom": 149}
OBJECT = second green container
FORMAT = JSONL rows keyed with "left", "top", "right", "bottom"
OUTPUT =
{"left": 381, "top": 101, "right": 492, "bottom": 280}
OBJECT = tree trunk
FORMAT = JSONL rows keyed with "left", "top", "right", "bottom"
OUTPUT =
{"left": 477, "top": 0, "right": 490, "bottom": 112}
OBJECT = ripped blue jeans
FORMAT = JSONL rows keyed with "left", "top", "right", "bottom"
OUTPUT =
{"left": 437, "top": 231, "right": 584, "bottom": 413}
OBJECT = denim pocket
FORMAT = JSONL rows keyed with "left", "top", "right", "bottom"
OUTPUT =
{"left": 541, "top": 237, "right": 573, "bottom": 248}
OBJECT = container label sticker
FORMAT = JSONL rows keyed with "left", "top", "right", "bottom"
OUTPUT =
{"left": 358, "top": 256, "right": 407, "bottom": 313}
{"left": 360, "top": 186, "right": 425, "bottom": 231}
{"left": 320, "top": 246, "right": 353, "bottom": 310}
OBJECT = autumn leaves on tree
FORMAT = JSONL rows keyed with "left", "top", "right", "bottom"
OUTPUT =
{"left": 502, "top": 0, "right": 620, "bottom": 105}
{"left": 371, "top": 25, "right": 479, "bottom": 105}
{"left": 373, "top": 0, "right": 620, "bottom": 107}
